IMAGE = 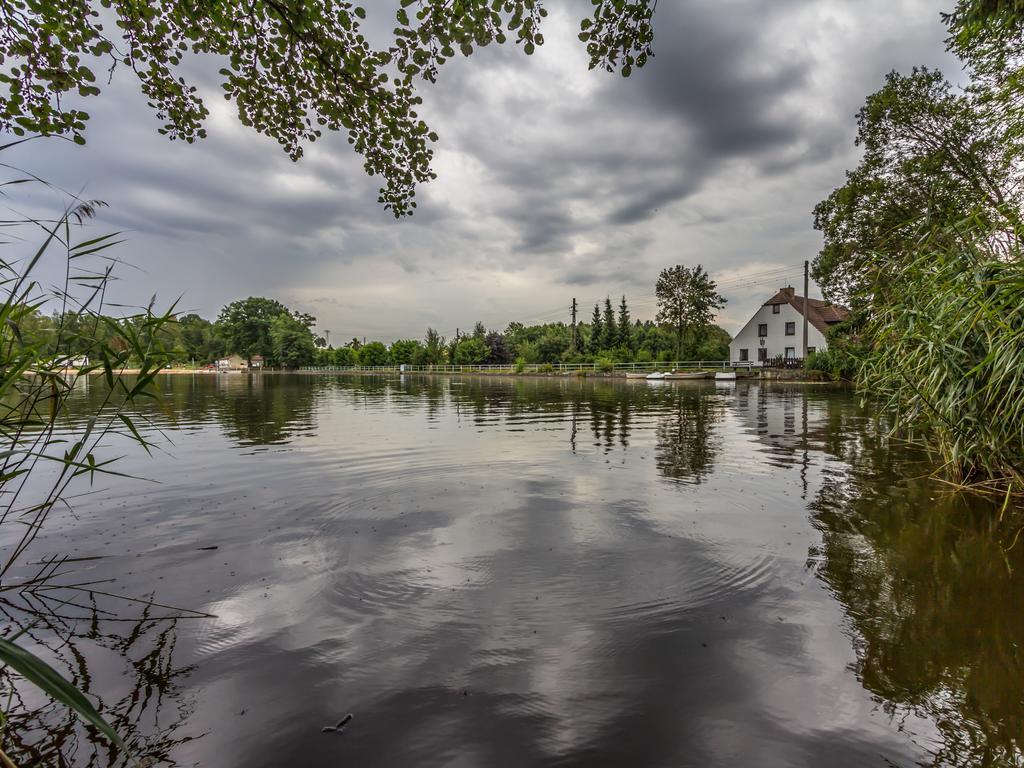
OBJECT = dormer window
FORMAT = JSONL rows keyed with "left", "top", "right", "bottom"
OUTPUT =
{"left": 772, "top": 304, "right": 780, "bottom": 314}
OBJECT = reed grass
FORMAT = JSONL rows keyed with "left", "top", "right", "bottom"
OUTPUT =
{"left": 0, "top": 139, "right": 181, "bottom": 763}
{"left": 858, "top": 219, "right": 1024, "bottom": 492}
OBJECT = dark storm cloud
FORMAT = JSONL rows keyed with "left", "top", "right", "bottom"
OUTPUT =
{"left": 418, "top": 0, "right": 843, "bottom": 267}
{"left": 5, "top": 0, "right": 957, "bottom": 339}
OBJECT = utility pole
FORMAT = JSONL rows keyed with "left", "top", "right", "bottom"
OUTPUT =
{"left": 802, "top": 260, "right": 809, "bottom": 359}
{"left": 570, "top": 298, "right": 578, "bottom": 351}
{"left": 324, "top": 330, "right": 331, "bottom": 347}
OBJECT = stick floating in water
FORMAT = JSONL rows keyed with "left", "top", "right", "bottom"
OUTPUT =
{"left": 321, "top": 713, "right": 354, "bottom": 734}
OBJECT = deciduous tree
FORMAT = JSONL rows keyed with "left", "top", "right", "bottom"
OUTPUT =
{"left": 655, "top": 265, "right": 725, "bottom": 362}
{"left": 217, "top": 297, "right": 290, "bottom": 365}
{"left": 269, "top": 313, "right": 316, "bottom": 368}
{"left": 812, "top": 67, "right": 1022, "bottom": 305}
{"left": 357, "top": 341, "right": 389, "bottom": 366}
{"left": 389, "top": 339, "right": 422, "bottom": 365}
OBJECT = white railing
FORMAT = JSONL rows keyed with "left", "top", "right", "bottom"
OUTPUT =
{"left": 298, "top": 360, "right": 748, "bottom": 374}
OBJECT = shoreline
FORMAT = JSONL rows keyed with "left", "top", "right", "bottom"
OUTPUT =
{"left": 77, "top": 368, "right": 844, "bottom": 385}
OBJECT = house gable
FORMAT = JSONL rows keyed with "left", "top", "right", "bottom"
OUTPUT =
{"left": 729, "top": 286, "right": 848, "bottom": 362}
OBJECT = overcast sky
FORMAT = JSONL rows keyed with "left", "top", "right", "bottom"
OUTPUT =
{"left": 7, "top": 0, "right": 958, "bottom": 342}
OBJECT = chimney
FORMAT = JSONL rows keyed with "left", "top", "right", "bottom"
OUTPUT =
{"left": 781, "top": 286, "right": 795, "bottom": 297}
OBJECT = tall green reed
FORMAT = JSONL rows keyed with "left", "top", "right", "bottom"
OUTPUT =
{"left": 858, "top": 217, "right": 1024, "bottom": 493}
{"left": 0, "top": 138, "right": 191, "bottom": 765}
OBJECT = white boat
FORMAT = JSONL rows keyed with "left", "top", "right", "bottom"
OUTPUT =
{"left": 646, "top": 372, "right": 667, "bottom": 380}
{"left": 715, "top": 372, "right": 737, "bottom": 380}
{"left": 664, "top": 371, "right": 713, "bottom": 380}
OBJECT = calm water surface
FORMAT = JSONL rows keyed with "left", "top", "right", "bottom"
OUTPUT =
{"left": 13, "top": 375, "right": 1024, "bottom": 766}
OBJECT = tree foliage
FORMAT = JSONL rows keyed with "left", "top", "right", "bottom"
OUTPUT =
{"left": 816, "top": 7, "right": 1024, "bottom": 489}
{"left": 655, "top": 264, "right": 726, "bottom": 361}
{"left": 617, "top": 295, "right": 632, "bottom": 350}
{"left": 589, "top": 303, "right": 603, "bottom": 354}
{"left": 452, "top": 336, "right": 488, "bottom": 365}
{"left": 812, "top": 67, "right": 1022, "bottom": 305}
{"left": 217, "top": 297, "right": 291, "bottom": 364}
{"left": 388, "top": 339, "right": 421, "bottom": 365}
{"left": 0, "top": 0, "right": 655, "bottom": 216}
{"left": 269, "top": 312, "right": 316, "bottom": 368}
{"left": 601, "top": 297, "right": 616, "bottom": 350}
{"left": 357, "top": 341, "right": 388, "bottom": 366}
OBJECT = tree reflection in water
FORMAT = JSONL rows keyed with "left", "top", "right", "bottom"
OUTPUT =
{"left": 810, "top": 420, "right": 1024, "bottom": 767}
{"left": 654, "top": 386, "right": 722, "bottom": 484}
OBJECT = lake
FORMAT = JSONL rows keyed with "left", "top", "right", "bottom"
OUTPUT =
{"left": 9, "top": 374, "right": 1024, "bottom": 767}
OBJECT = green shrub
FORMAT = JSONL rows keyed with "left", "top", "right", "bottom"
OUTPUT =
{"left": 595, "top": 355, "right": 615, "bottom": 372}
{"left": 805, "top": 349, "right": 848, "bottom": 380}
{"left": 514, "top": 356, "right": 526, "bottom": 374}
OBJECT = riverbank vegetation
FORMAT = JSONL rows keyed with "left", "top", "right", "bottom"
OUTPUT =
{"left": 812, "top": 3, "right": 1024, "bottom": 492}
{"left": 0, "top": 153, "right": 202, "bottom": 763}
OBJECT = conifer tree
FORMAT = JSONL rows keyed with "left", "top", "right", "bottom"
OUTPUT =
{"left": 618, "top": 295, "right": 631, "bottom": 349}
{"left": 590, "top": 303, "right": 603, "bottom": 353}
{"left": 602, "top": 297, "right": 616, "bottom": 349}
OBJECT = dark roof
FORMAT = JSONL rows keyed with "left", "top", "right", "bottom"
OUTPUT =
{"left": 764, "top": 287, "right": 849, "bottom": 336}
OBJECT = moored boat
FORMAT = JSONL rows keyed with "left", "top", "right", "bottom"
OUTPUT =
{"left": 663, "top": 371, "right": 713, "bottom": 380}
{"left": 645, "top": 371, "right": 667, "bottom": 380}
{"left": 715, "top": 371, "right": 737, "bottom": 380}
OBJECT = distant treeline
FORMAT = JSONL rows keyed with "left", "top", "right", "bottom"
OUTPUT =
{"left": 24, "top": 288, "right": 730, "bottom": 369}
{"left": 321, "top": 297, "right": 730, "bottom": 368}
{"left": 17, "top": 297, "right": 321, "bottom": 369}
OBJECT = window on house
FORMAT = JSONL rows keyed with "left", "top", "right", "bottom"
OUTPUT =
{"left": 772, "top": 304, "right": 780, "bottom": 314}
{"left": 757, "top": 348, "right": 768, "bottom": 361}
{"left": 758, "top": 323, "right": 768, "bottom": 337}
{"left": 739, "top": 349, "right": 749, "bottom": 362}
{"left": 785, "top": 347, "right": 796, "bottom": 359}
{"left": 785, "top": 322, "right": 795, "bottom": 335}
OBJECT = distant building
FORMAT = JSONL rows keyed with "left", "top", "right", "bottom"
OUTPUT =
{"left": 57, "top": 356, "right": 90, "bottom": 369}
{"left": 250, "top": 355, "right": 264, "bottom": 369}
{"left": 729, "top": 287, "right": 848, "bottom": 364}
{"left": 217, "top": 354, "right": 247, "bottom": 370}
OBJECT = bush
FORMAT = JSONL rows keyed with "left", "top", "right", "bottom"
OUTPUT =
{"left": 804, "top": 349, "right": 848, "bottom": 380}
{"left": 595, "top": 354, "right": 615, "bottom": 372}
{"left": 514, "top": 356, "right": 526, "bottom": 374}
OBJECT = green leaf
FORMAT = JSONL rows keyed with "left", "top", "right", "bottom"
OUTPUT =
{"left": 0, "top": 636, "right": 128, "bottom": 753}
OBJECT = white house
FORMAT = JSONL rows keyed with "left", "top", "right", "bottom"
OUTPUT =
{"left": 729, "top": 287, "right": 848, "bottom": 364}
{"left": 217, "top": 354, "right": 247, "bottom": 370}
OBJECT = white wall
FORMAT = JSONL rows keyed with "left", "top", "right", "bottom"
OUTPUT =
{"left": 728, "top": 300, "right": 827, "bottom": 363}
